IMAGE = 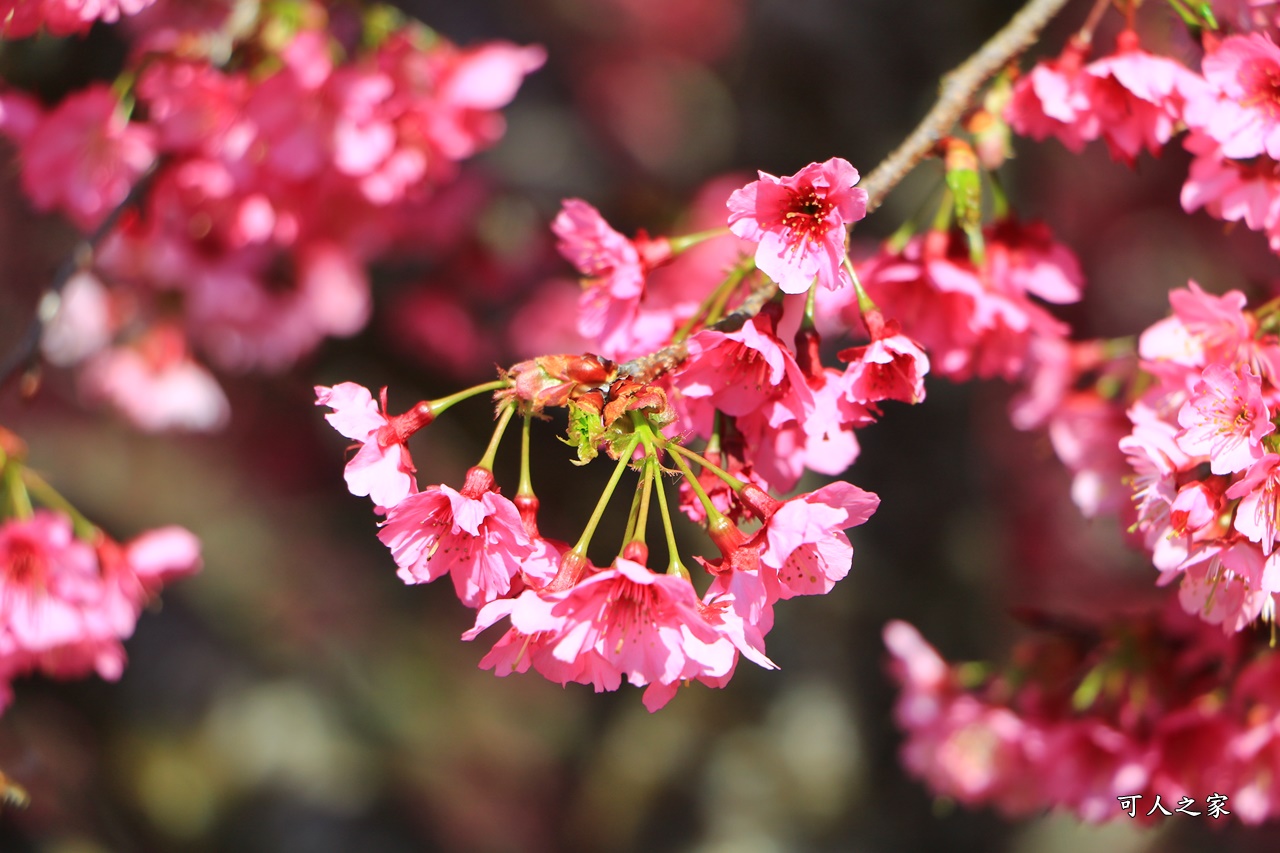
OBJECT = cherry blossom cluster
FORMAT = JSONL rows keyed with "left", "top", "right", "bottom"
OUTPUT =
{"left": 0, "top": 427, "right": 200, "bottom": 714}
{"left": 848, "top": 216, "right": 1084, "bottom": 385}
{"left": 886, "top": 606, "right": 1280, "bottom": 824}
{"left": 1, "top": 0, "right": 541, "bottom": 431}
{"left": 319, "top": 156, "right": 936, "bottom": 709}
{"left": 1120, "top": 281, "right": 1280, "bottom": 634}
{"left": 1004, "top": 3, "right": 1280, "bottom": 266}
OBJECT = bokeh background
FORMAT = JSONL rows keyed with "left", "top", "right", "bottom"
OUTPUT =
{"left": 4, "top": 0, "right": 1280, "bottom": 850}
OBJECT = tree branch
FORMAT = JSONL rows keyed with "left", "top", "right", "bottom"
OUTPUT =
{"left": 859, "top": 0, "right": 1074, "bottom": 213}
{"left": 620, "top": 0, "right": 1074, "bottom": 382}
{"left": 0, "top": 159, "right": 163, "bottom": 396}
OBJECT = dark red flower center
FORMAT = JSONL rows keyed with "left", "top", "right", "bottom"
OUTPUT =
{"left": 1243, "top": 59, "right": 1280, "bottom": 117}
{"left": 782, "top": 187, "right": 834, "bottom": 248}
{"left": 4, "top": 538, "right": 46, "bottom": 588}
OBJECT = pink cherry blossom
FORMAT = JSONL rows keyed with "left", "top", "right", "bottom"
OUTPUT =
{"left": 730, "top": 365, "right": 870, "bottom": 493}
{"left": 1227, "top": 453, "right": 1280, "bottom": 552}
{"left": 0, "top": 0, "right": 158, "bottom": 37}
{"left": 466, "top": 558, "right": 758, "bottom": 710}
{"left": 553, "top": 199, "right": 673, "bottom": 359}
{"left": 40, "top": 271, "right": 114, "bottom": 367}
{"left": 1169, "top": 480, "right": 1223, "bottom": 539}
{"left": 838, "top": 322, "right": 930, "bottom": 405}
{"left": 109, "top": 525, "right": 203, "bottom": 604}
{"left": 1079, "top": 32, "right": 1205, "bottom": 165}
{"left": 854, "top": 228, "right": 1073, "bottom": 382}
{"left": 676, "top": 313, "right": 815, "bottom": 421}
{"left": 759, "top": 482, "right": 880, "bottom": 600}
{"left": 1176, "top": 362, "right": 1273, "bottom": 474}
{"left": 1181, "top": 131, "right": 1280, "bottom": 252}
{"left": 542, "top": 559, "right": 736, "bottom": 709}
{"left": 1122, "top": 400, "right": 1193, "bottom": 568}
{"left": 727, "top": 157, "right": 867, "bottom": 293}
{"left": 1137, "top": 280, "right": 1252, "bottom": 378}
{"left": 18, "top": 84, "right": 156, "bottom": 231}
{"left": 1176, "top": 541, "right": 1269, "bottom": 634}
{"left": 884, "top": 621, "right": 1045, "bottom": 815}
{"left": 377, "top": 468, "right": 550, "bottom": 608}
{"left": 0, "top": 512, "right": 108, "bottom": 670}
{"left": 80, "top": 334, "right": 230, "bottom": 434}
{"left": 314, "top": 382, "right": 426, "bottom": 509}
{"left": 1006, "top": 40, "right": 1098, "bottom": 153}
{"left": 1185, "top": 32, "right": 1280, "bottom": 161}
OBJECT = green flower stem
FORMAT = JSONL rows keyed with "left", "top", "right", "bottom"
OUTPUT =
{"left": 621, "top": 476, "right": 644, "bottom": 546}
{"left": 628, "top": 458, "right": 656, "bottom": 547}
{"left": 931, "top": 188, "right": 955, "bottom": 233}
{"left": 667, "top": 443, "right": 745, "bottom": 492}
{"left": 476, "top": 403, "right": 517, "bottom": 472}
{"left": 21, "top": 468, "right": 96, "bottom": 539}
{"left": 429, "top": 379, "right": 509, "bottom": 418}
{"left": 666, "top": 440, "right": 729, "bottom": 532}
{"left": 706, "top": 267, "right": 749, "bottom": 326}
{"left": 843, "top": 256, "right": 879, "bottom": 319}
{"left": 645, "top": 438, "right": 689, "bottom": 579}
{"left": 673, "top": 261, "right": 753, "bottom": 343}
{"left": 988, "top": 170, "right": 1011, "bottom": 221}
{"left": 2, "top": 455, "right": 33, "bottom": 521}
{"left": 668, "top": 227, "right": 731, "bottom": 254}
{"left": 801, "top": 284, "right": 818, "bottom": 331}
{"left": 570, "top": 432, "right": 643, "bottom": 559}
{"left": 517, "top": 412, "right": 535, "bottom": 498}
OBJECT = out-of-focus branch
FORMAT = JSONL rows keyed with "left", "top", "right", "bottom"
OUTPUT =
{"left": 620, "top": 0, "right": 1074, "bottom": 382}
{"left": 0, "top": 159, "right": 163, "bottom": 396}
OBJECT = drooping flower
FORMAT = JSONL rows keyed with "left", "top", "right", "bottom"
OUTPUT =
{"left": 552, "top": 199, "right": 672, "bottom": 359}
{"left": 676, "top": 312, "right": 814, "bottom": 422}
{"left": 466, "top": 557, "right": 764, "bottom": 711}
{"left": 377, "top": 467, "right": 552, "bottom": 608}
{"left": 759, "top": 481, "right": 880, "bottom": 600}
{"left": 315, "top": 382, "right": 430, "bottom": 509}
{"left": 727, "top": 157, "right": 867, "bottom": 293}
{"left": 1079, "top": 31, "right": 1205, "bottom": 166}
{"left": 838, "top": 319, "right": 931, "bottom": 405}
{"left": 81, "top": 330, "right": 230, "bottom": 434}
{"left": 1005, "top": 40, "right": 1098, "bottom": 153}
{"left": 1227, "top": 453, "right": 1280, "bottom": 553}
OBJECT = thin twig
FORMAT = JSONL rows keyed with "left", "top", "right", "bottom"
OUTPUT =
{"left": 0, "top": 158, "right": 163, "bottom": 395}
{"left": 859, "top": 0, "right": 1075, "bottom": 213}
{"left": 621, "top": 0, "right": 1074, "bottom": 382}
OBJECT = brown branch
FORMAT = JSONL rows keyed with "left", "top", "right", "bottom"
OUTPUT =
{"left": 0, "top": 158, "right": 163, "bottom": 396}
{"left": 620, "top": 0, "right": 1074, "bottom": 382}
{"left": 860, "top": 0, "right": 1075, "bottom": 214}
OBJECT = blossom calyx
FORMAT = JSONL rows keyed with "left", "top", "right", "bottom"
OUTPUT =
{"left": 460, "top": 465, "right": 497, "bottom": 498}
{"left": 375, "top": 397, "right": 435, "bottom": 448}
{"left": 740, "top": 484, "right": 783, "bottom": 521}
{"left": 500, "top": 353, "right": 617, "bottom": 414}
{"left": 544, "top": 549, "right": 592, "bottom": 593}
